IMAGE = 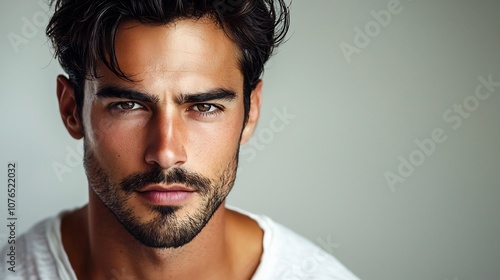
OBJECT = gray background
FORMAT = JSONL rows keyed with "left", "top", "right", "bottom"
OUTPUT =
{"left": 1, "top": 0, "right": 499, "bottom": 279}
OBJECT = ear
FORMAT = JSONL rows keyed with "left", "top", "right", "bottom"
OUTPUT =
{"left": 57, "top": 75, "right": 84, "bottom": 139}
{"left": 240, "top": 80, "right": 263, "bottom": 145}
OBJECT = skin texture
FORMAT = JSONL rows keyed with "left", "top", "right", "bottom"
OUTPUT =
{"left": 57, "top": 17, "right": 264, "bottom": 279}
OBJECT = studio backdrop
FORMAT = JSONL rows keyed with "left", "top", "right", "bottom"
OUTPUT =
{"left": 1, "top": 1, "right": 499, "bottom": 279}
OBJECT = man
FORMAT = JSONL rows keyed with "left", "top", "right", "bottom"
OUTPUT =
{"left": 1, "top": 0, "right": 359, "bottom": 279}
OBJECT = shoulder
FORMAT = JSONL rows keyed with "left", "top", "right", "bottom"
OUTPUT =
{"left": 0, "top": 213, "right": 74, "bottom": 280}
{"left": 227, "top": 206, "right": 360, "bottom": 280}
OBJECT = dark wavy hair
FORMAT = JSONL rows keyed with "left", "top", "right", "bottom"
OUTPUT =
{"left": 46, "top": 0, "right": 290, "bottom": 125}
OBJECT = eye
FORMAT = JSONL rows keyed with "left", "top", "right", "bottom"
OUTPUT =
{"left": 192, "top": 104, "right": 218, "bottom": 113}
{"left": 188, "top": 103, "right": 224, "bottom": 118}
{"left": 112, "top": 101, "right": 144, "bottom": 111}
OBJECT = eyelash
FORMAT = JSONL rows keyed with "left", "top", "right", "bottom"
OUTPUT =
{"left": 108, "top": 101, "right": 224, "bottom": 117}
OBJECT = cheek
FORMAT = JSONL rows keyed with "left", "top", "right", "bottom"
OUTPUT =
{"left": 187, "top": 115, "right": 242, "bottom": 171}
{"left": 87, "top": 114, "right": 147, "bottom": 175}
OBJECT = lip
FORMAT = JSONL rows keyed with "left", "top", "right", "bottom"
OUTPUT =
{"left": 139, "top": 184, "right": 195, "bottom": 193}
{"left": 137, "top": 185, "right": 195, "bottom": 205}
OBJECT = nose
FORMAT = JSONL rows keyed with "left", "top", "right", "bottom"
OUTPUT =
{"left": 144, "top": 111, "right": 187, "bottom": 169}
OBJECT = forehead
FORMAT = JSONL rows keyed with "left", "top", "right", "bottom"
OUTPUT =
{"left": 90, "top": 17, "right": 243, "bottom": 95}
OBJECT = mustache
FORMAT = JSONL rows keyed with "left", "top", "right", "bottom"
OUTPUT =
{"left": 120, "top": 166, "right": 211, "bottom": 194}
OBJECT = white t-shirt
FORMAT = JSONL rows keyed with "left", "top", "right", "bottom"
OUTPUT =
{"left": 1, "top": 207, "right": 360, "bottom": 280}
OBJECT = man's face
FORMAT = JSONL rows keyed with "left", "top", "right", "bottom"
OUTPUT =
{"left": 80, "top": 18, "right": 248, "bottom": 248}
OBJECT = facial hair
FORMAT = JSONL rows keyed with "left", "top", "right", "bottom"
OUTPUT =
{"left": 83, "top": 143, "right": 239, "bottom": 249}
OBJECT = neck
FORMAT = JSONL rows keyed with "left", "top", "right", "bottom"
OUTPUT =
{"left": 65, "top": 189, "right": 236, "bottom": 279}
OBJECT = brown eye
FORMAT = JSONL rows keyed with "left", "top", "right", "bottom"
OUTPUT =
{"left": 120, "top": 102, "right": 135, "bottom": 110}
{"left": 115, "top": 101, "right": 143, "bottom": 111}
{"left": 194, "top": 104, "right": 213, "bottom": 112}
{"left": 190, "top": 103, "right": 222, "bottom": 117}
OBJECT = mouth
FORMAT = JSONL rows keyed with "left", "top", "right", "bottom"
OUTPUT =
{"left": 137, "top": 185, "right": 196, "bottom": 205}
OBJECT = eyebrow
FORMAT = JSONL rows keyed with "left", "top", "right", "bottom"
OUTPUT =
{"left": 177, "top": 88, "right": 237, "bottom": 104}
{"left": 95, "top": 86, "right": 237, "bottom": 104}
{"left": 96, "top": 86, "right": 159, "bottom": 104}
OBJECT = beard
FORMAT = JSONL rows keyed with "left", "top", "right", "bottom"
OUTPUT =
{"left": 83, "top": 142, "right": 239, "bottom": 249}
